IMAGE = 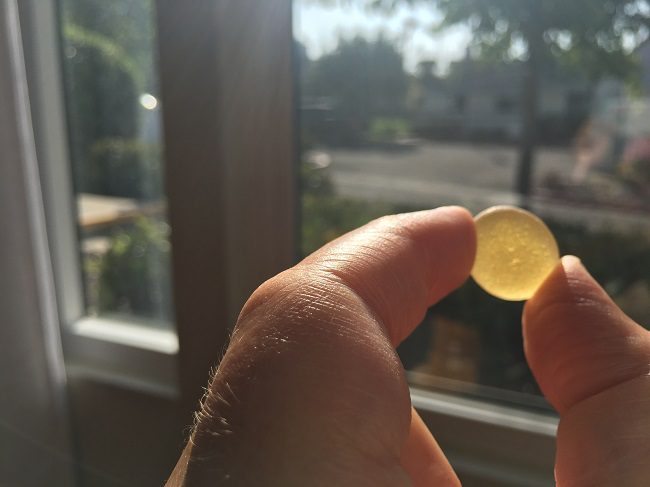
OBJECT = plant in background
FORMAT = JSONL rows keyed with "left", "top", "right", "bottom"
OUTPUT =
{"left": 97, "top": 217, "right": 172, "bottom": 322}
{"left": 302, "top": 193, "right": 401, "bottom": 256}
{"left": 367, "top": 117, "right": 411, "bottom": 143}
{"left": 62, "top": 23, "right": 142, "bottom": 194}
{"left": 304, "top": 36, "right": 408, "bottom": 146}
{"left": 89, "top": 138, "right": 163, "bottom": 200}
{"left": 61, "top": 0, "right": 161, "bottom": 198}
{"left": 300, "top": 157, "right": 407, "bottom": 255}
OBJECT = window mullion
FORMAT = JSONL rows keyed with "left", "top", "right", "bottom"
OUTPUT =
{"left": 156, "top": 0, "right": 296, "bottom": 416}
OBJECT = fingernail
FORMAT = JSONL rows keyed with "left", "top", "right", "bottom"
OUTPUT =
{"left": 561, "top": 255, "right": 586, "bottom": 274}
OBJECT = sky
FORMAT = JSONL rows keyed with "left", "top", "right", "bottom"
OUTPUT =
{"left": 293, "top": 1, "right": 472, "bottom": 74}
{"left": 295, "top": 2, "right": 649, "bottom": 75}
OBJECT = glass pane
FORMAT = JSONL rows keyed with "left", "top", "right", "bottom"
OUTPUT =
{"left": 59, "top": 0, "right": 173, "bottom": 327}
{"left": 295, "top": 1, "right": 650, "bottom": 410}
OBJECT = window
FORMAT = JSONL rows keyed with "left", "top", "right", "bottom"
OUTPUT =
{"left": 59, "top": 0, "right": 173, "bottom": 328}
{"left": 18, "top": 0, "right": 650, "bottom": 484}
{"left": 18, "top": 1, "right": 294, "bottom": 483}
{"left": 295, "top": 3, "right": 650, "bottom": 481}
{"left": 294, "top": 0, "right": 650, "bottom": 424}
{"left": 20, "top": 0, "right": 179, "bottom": 397}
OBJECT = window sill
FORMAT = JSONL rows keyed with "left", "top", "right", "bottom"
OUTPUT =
{"left": 62, "top": 316, "right": 179, "bottom": 399}
{"left": 411, "top": 386, "right": 557, "bottom": 486}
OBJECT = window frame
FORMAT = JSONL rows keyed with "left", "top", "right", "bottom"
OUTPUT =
{"left": 413, "top": 388, "right": 557, "bottom": 486}
{"left": 0, "top": 1, "right": 75, "bottom": 483}
{"left": 20, "top": 0, "right": 297, "bottom": 409}
{"left": 18, "top": 0, "right": 182, "bottom": 398}
{"left": 155, "top": 0, "right": 297, "bottom": 411}
{"left": 21, "top": 0, "right": 558, "bottom": 483}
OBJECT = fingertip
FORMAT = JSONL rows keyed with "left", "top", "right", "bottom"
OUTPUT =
{"left": 396, "top": 206, "right": 475, "bottom": 242}
{"left": 368, "top": 206, "right": 477, "bottom": 294}
{"left": 383, "top": 206, "right": 476, "bottom": 343}
{"left": 432, "top": 205, "right": 475, "bottom": 222}
{"left": 559, "top": 254, "right": 582, "bottom": 273}
{"left": 442, "top": 206, "right": 477, "bottom": 258}
{"left": 426, "top": 206, "right": 476, "bottom": 258}
{"left": 416, "top": 206, "right": 477, "bottom": 304}
{"left": 524, "top": 255, "right": 600, "bottom": 327}
{"left": 425, "top": 206, "right": 476, "bottom": 244}
{"left": 523, "top": 255, "right": 650, "bottom": 412}
{"left": 299, "top": 206, "right": 478, "bottom": 346}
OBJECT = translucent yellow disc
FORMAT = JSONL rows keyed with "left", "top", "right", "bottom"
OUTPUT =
{"left": 471, "top": 206, "right": 559, "bottom": 301}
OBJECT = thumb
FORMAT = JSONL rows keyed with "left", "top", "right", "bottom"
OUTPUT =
{"left": 524, "top": 256, "right": 650, "bottom": 486}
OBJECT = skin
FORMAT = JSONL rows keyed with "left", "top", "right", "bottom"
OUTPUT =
{"left": 166, "top": 206, "right": 650, "bottom": 486}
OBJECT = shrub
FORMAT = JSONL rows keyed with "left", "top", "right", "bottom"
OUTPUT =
{"left": 88, "top": 138, "right": 163, "bottom": 200}
{"left": 367, "top": 117, "right": 410, "bottom": 143}
{"left": 62, "top": 23, "right": 142, "bottom": 194}
{"left": 97, "top": 217, "right": 172, "bottom": 321}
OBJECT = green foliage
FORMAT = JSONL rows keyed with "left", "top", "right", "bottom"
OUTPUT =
{"left": 300, "top": 160, "right": 407, "bottom": 254}
{"left": 61, "top": 0, "right": 156, "bottom": 91}
{"left": 61, "top": 0, "right": 161, "bottom": 196}
{"left": 304, "top": 36, "right": 408, "bottom": 143}
{"left": 377, "top": 0, "right": 648, "bottom": 82}
{"left": 63, "top": 23, "right": 144, "bottom": 91}
{"left": 63, "top": 22, "right": 141, "bottom": 193}
{"left": 62, "top": 22, "right": 140, "bottom": 139}
{"left": 368, "top": 117, "right": 411, "bottom": 142}
{"left": 88, "top": 138, "right": 163, "bottom": 200}
{"left": 98, "top": 218, "right": 172, "bottom": 321}
{"left": 302, "top": 193, "right": 401, "bottom": 256}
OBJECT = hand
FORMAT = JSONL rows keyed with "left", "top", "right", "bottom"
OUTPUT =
{"left": 167, "top": 207, "right": 650, "bottom": 486}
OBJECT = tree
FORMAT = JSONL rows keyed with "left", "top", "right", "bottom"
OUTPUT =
{"left": 373, "top": 0, "right": 650, "bottom": 197}
{"left": 61, "top": 0, "right": 156, "bottom": 91}
{"left": 305, "top": 36, "right": 408, "bottom": 143}
{"left": 61, "top": 0, "right": 160, "bottom": 196}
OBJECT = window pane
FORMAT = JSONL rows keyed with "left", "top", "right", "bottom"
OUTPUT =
{"left": 59, "top": 0, "right": 173, "bottom": 327}
{"left": 295, "top": 1, "right": 650, "bottom": 410}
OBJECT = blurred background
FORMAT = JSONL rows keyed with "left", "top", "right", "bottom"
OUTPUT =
{"left": 2, "top": 0, "right": 650, "bottom": 485}
{"left": 296, "top": 0, "right": 650, "bottom": 407}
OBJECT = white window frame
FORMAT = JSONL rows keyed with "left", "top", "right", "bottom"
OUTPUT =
{"left": 20, "top": 0, "right": 297, "bottom": 405}
{"left": 20, "top": 0, "right": 558, "bottom": 484}
{"left": 18, "top": 0, "right": 181, "bottom": 399}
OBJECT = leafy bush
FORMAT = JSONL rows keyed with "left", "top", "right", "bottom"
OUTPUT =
{"left": 88, "top": 138, "right": 163, "bottom": 200}
{"left": 367, "top": 117, "right": 410, "bottom": 143}
{"left": 62, "top": 23, "right": 142, "bottom": 194}
{"left": 300, "top": 161, "right": 409, "bottom": 255}
{"left": 302, "top": 193, "right": 401, "bottom": 256}
{"left": 97, "top": 218, "right": 172, "bottom": 321}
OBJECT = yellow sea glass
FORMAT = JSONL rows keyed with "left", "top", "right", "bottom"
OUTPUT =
{"left": 471, "top": 206, "right": 559, "bottom": 301}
